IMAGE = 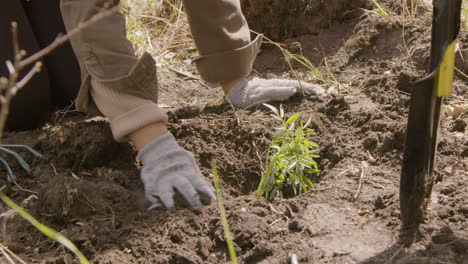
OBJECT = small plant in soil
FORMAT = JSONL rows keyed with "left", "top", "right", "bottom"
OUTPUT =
{"left": 257, "top": 104, "right": 320, "bottom": 200}
{"left": 363, "top": 0, "right": 398, "bottom": 27}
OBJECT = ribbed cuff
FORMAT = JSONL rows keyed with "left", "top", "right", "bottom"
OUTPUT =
{"left": 110, "top": 103, "right": 168, "bottom": 142}
{"left": 75, "top": 52, "right": 158, "bottom": 115}
{"left": 192, "top": 34, "right": 263, "bottom": 84}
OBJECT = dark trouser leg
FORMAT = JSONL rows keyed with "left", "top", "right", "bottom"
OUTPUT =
{"left": 0, "top": 1, "right": 51, "bottom": 131}
{"left": 20, "top": 0, "right": 81, "bottom": 108}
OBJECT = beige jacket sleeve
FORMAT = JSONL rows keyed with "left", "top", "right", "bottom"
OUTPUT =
{"left": 60, "top": 0, "right": 262, "bottom": 141}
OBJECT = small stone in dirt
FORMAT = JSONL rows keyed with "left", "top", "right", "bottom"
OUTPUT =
{"left": 396, "top": 72, "right": 414, "bottom": 93}
{"left": 322, "top": 97, "right": 350, "bottom": 117}
{"left": 451, "top": 119, "right": 466, "bottom": 132}
{"left": 374, "top": 196, "right": 386, "bottom": 210}
{"left": 196, "top": 239, "right": 210, "bottom": 259}
{"left": 370, "top": 120, "right": 387, "bottom": 132}
{"left": 288, "top": 219, "right": 306, "bottom": 233}
{"left": 379, "top": 132, "right": 396, "bottom": 153}
{"left": 362, "top": 133, "right": 379, "bottom": 151}
{"left": 462, "top": 148, "right": 468, "bottom": 158}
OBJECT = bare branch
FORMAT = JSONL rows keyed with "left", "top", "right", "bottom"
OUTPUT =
{"left": 0, "top": 1, "right": 118, "bottom": 144}
{"left": 5, "top": 61, "right": 15, "bottom": 76}
{"left": 0, "top": 78, "right": 7, "bottom": 91}
{"left": 11, "top": 22, "right": 21, "bottom": 63}
{"left": 12, "top": 62, "right": 42, "bottom": 96}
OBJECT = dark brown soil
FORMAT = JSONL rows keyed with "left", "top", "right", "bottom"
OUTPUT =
{"left": 1, "top": 1, "right": 467, "bottom": 263}
{"left": 241, "top": 0, "right": 370, "bottom": 40}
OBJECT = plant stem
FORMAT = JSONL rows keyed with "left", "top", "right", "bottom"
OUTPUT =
{"left": 211, "top": 160, "right": 238, "bottom": 264}
{"left": 0, "top": 188, "right": 89, "bottom": 264}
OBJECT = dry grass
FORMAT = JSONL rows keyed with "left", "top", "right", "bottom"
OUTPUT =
{"left": 363, "top": 0, "right": 398, "bottom": 26}
{"left": 120, "top": 0, "right": 195, "bottom": 66}
{"left": 462, "top": 0, "right": 468, "bottom": 31}
{"left": 401, "top": 0, "right": 418, "bottom": 23}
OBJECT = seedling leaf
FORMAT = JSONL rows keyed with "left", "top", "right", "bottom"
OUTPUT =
{"left": 263, "top": 103, "right": 279, "bottom": 116}
{"left": 286, "top": 113, "right": 301, "bottom": 125}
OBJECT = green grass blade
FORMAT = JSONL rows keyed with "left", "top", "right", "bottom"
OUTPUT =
{"left": 372, "top": 0, "right": 396, "bottom": 25}
{"left": 361, "top": 1, "right": 397, "bottom": 26}
{"left": 0, "top": 190, "right": 90, "bottom": 264}
{"left": 363, "top": 9, "right": 384, "bottom": 17}
{"left": 455, "top": 67, "right": 468, "bottom": 79}
{"left": 289, "top": 54, "right": 324, "bottom": 81}
{"left": 372, "top": 0, "right": 386, "bottom": 14}
{"left": 0, "top": 157, "right": 16, "bottom": 180}
{"left": 324, "top": 59, "right": 338, "bottom": 84}
{"left": 0, "top": 147, "right": 31, "bottom": 172}
{"left": 211, "top": 160, "right": 238, "bottom": 264}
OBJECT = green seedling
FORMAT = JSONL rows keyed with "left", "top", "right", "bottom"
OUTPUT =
{"left": 258, "top": 104, "right": 320, "bottom": 201}
{"left": 0, "top": 186, "right": 89, "bottom": 264}
{"left": 0, "top": 144, "right": 42, "bottom": 181}
{"left": 363, "top": 0, "right": 398, "bottom": 26}
{"left": 211, "top": 160, "right": 238, "bottom": 264}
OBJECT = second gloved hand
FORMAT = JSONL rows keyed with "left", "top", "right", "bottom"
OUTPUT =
{"left": 226, "top": 77, "right": 326, "bottom": 109}
{"left": 137, "top": 133, "right": 216, "bottom": 210}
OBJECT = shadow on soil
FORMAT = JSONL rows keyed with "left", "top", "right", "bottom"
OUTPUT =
{"left": 362, "top": 226, "right": 468, "bottom": 264}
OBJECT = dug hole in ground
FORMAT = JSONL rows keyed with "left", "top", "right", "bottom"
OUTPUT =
{"left": 1, "top": 0, "right": 467, "bottom": 263}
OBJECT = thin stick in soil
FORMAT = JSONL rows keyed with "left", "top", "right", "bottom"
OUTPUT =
{"left": 0, "top": 243, "right": 27, "bottom": 264}
{"left": 353, "top": 161, "right": 368, "bottom": 201}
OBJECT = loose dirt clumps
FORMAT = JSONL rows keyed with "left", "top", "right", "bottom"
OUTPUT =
{"left": 241, "top": 0, "right": 370, "bottom": 39}
{"left": 1, "top": 1, "right": 467, "bottom": 263}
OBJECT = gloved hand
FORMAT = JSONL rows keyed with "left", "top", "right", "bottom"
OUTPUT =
{"left": 226, "top": 77, "right": 326, "bottom": 109}
{"left": 137, "top": 133, "right": 216, "bottom": 210}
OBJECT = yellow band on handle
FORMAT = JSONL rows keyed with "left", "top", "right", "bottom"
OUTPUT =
{"left": 435, "top": 40, "right": 457, "bottom": 97}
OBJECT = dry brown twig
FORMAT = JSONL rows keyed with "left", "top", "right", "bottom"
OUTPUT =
{"left": 0, "top": 3, "right": 119, "bottom": 143}
{"left": 0, "top": 242, "right": 27, "bottom": 264}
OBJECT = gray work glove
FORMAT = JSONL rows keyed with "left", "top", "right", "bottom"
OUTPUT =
{"left": 226, "top": 77, "right": 326, "bottom": 109}
{"left": 137, "top": 133, "right": 216, "bottom": 210}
